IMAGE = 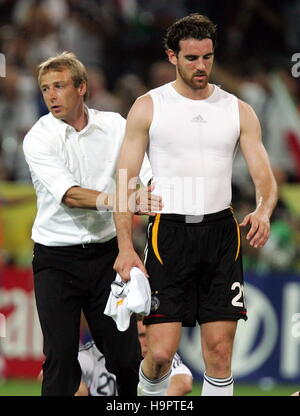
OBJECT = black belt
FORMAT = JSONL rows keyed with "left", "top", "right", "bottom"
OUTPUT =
{"left": 71, "top": 242, "right": 101, "bottom": 249}
{"left": 70, "top": 238, "right": 117, "bottom": 249}
{"left": 35, "top": 237, "right": 117, "bottom": 250}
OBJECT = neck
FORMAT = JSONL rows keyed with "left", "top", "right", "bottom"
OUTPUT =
{"left": 173, "top": 79, "right": 213, "bottom": 100}
{"left": 63, "top": 103, "right": 87, "bottom": 131}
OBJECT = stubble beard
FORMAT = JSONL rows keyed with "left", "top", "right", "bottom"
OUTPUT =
{"left": 178, "top": 66, "right": 209, "bottom": 90}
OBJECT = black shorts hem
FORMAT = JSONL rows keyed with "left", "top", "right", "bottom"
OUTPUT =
{"left": 143, "top": 316, "right": 196, "bottom": 327}
{"left": 144, "top": 314, "right": 248, "bottom": 326}
{"left": 198, "top": 314, "right": 248, "bottom": 325}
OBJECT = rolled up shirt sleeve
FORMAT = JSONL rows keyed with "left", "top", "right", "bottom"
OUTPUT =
{"left": 23, "top": 130, "right": 80, "bottom": 204}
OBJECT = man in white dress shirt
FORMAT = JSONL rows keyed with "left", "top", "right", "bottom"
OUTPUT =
{"left": 23, "top": 52, "right": 161, "bottom": 396}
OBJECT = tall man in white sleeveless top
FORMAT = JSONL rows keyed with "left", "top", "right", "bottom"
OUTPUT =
{"left": 113, "top": 14, "right": 278, "bottom": 396}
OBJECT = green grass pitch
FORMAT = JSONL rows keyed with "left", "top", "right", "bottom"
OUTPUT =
{"left": 0, "top": 379, "right": 299, "bottom": 396}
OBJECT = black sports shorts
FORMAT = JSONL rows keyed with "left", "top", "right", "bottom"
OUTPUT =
{"left": 143, "top": 208, "right": 248, "bottom": 326}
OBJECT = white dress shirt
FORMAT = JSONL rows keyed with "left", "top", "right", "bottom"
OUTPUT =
{"left": 23, "top": 107, "right": 152, "bottom": 246}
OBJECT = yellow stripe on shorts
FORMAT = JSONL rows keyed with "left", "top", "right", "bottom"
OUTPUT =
{"left": 152, "top": 214, "right": 163, "bottom": 264}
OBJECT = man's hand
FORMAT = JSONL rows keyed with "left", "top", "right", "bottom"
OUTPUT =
{"left": 135, "top": 184, "right": 163, "bottom": 216}
{"left": 239, "top": 209, "right": 270, "bottom": 248}
{"left": 113, "top": 248, "right": 149, "bottom": 282}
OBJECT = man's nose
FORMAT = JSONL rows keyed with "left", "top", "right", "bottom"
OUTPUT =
{"left": 195, "top": 58, "right": 206, "bottom": 71}
{"left": 48, "top": 88, "right": 57, "bottom": 101}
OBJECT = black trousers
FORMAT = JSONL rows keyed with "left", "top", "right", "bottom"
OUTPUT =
{"left": 32, "top": 239, "right": 141, "bottom": 396}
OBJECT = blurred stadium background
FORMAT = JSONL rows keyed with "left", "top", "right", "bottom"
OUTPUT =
{"left": 0, "top": 0, "right": 300, "bottom": 396}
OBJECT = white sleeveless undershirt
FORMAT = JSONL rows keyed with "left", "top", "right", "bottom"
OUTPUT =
{"left": 148, "top": 82, "right": 240, "bottom": 215}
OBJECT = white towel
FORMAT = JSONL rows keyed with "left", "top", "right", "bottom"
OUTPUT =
{"left": 104, "top": 267, "right": 151, "bottom": 332}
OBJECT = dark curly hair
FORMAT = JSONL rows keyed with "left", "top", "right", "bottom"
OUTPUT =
{"left": 164, "top": 14, "right": 217, "bottom": 54}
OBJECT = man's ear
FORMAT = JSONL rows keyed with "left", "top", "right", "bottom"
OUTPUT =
{"left": 166, "top": 49, "right": 177, "bottom": 66}
{"left": 78, "top": 81, "right": 87, "bottom": 97}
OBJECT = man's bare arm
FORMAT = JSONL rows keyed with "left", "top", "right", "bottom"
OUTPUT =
{"left": 62, "top": 176, "right": 161, "bottom": 213}
{"left": 63, "top": 186, "right": 114, "bottom": 210}
{"left": 113, "top": 94, "right": 155, "bottom": 281}
{"left": 238, "top": 99, "right": 278, "bottom": 248}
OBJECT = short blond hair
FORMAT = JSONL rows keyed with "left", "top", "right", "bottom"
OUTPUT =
{"left": 38, "top": 52, "right": 88, "bottom": 100}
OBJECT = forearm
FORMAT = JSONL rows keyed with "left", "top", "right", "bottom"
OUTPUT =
{"left": 238, "top": 100, "right": 278, "bottom": 219}
{"left": 114, "top": 177, "right": 138, "bottom": 250}
{"left": 63, "top": 186, "right": 114, "bottom": 210}
{"left": 254, "top": 175, "right": 278, "bottom": 218}
{"left": 113, "top": 211, "right": 135, "bottom": 251}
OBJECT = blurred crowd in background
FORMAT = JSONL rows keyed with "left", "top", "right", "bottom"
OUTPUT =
{"left": 0, "top": 0, "right": 300, "bottom": 274}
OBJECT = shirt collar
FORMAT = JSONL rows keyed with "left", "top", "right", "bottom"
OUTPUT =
{"left": 50, "top": 105, "right": 99, "bottom": 140}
